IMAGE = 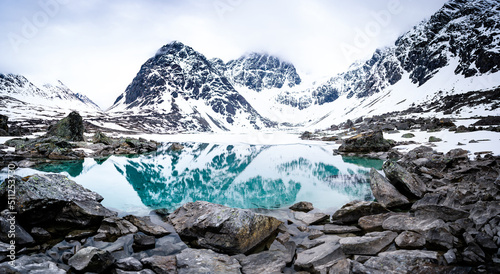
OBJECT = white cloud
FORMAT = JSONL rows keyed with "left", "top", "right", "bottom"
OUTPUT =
{"left": 0, "top": 0, "right": 448, "bottom": 109}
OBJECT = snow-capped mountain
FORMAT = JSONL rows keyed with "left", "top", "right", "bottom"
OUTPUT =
{"left": 109, "top": 41, "right": 275, "bottom": 132}
{"left": 312, "top": 0, "right": 500, "bottom": 100}
{"left": 217, "top": 53, "right": 302, "bottom": 92}
{"left": 0, "top": 74, "right": 101, "bottom": 120}
{"left": 3, "top": 0, "right": 500, "bottom": 134}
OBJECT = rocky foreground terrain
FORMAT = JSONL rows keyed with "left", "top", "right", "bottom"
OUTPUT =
{"left": 0, "top": 139, "right": 499, "bottom": 273}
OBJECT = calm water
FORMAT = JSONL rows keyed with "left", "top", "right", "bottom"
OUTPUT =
{"left": 3, "top": 143, "right": 382, "bottom": 215}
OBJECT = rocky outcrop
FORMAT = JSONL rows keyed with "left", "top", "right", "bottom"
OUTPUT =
{"left": 338, "top": 130, "right": 393, "bottom": 153}
{"left": 46, "top": 111, "right": 84, "bottom": 141}
{"left": 168, "top": 201, "right": 282, "bottom": 255}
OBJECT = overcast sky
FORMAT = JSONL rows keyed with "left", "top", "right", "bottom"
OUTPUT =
{"left": 0, "top": 0, "right": 448, "bottom": 109}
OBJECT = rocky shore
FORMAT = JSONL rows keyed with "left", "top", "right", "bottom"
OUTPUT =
{"left": 0, "top": 142, "right": 499, "bottom": 273}
{"left": 0, "top": 112, "right": 159, "bottom": 169}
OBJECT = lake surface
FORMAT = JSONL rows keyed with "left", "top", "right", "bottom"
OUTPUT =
{"left": 2, "top": 143, "right": 383, "bottom": 215}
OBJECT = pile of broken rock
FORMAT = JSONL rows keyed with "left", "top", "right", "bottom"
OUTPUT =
{"left": 0, "top": 145, "right": 498, "bottom": 273}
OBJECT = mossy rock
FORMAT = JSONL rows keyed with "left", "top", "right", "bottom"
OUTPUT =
{"left": 402, "top": 133, "right": 415, "bottom": 138}
{"left": 429, "top": 136, "right": 442, "bottom": 142}
{"left": 46, "top": 111, "right": 84, "bottom": 141}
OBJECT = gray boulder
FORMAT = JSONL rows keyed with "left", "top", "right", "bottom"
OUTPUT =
{"left": 362, "top": 250, "right": 439, "bottom": 273}
{"left": 234, "top": 250, "right": 287, "bottom": 274}
{"left": 382, "top": 160, "right": 426, "bottom": 198}
{"left": 295, "top": 236, "right": 345, "bottom": 272}
{"left": 411, "top": 193, "right": 468, "bottom": 222}
{"left": 0, "top": 255, "right": 66, "bottom": 274}
{"left": 294, "top": 211, "right": 329, "bottom": 225}
{"left": 141, "top": 255, "right": 177, "bottom": 273}
{"left": 115, "top": 257, "right": 143, "bottom": 271}
{"left": 133, "top": 232, "right": 156, "bottom": 251}
{"left": 168, "top": 201, "right": 282, "bottom": 255}
{"left": 124, "top": 215, "right": 170, "bottom": 237}
{"left": 176, "top": 248, "right": 241, "bottom": 274}
{"left": 46, "top": 111, "right": 84, "bottom": 141}
{"left": 469, "top": 201, "right": 500, "bottom": 228}
{"left": 382, "top": 215, "right": 445, "bottom": 233}
{"left": 0, "top": 174, "right": 116, "bottom": 226}
{"left": 339, "top": 231, "right": 398, "bottom": 255}
{"left": 332, "top": 201, "right": 389, "bottom": 224}
{"left": 369, "top": 168, "right": 410, "bottom": 208}
{"left": 0, "top": 214, "right": 34, "bottom": 246}
{"left": 323, "top": 224, "right": 361, "bottom": 234}
{"left": 394, "top": 231, "right": 426, "bottom": 249}
{"left": 358, "top": 212, "right": 408, "bottom": 232}
{"left": 289, "top": 201, "right": 314, "bottom": 212}
{"left": 68, "top": 246, "right": 115, "bottom": 273}
{"left": 95, "top": 217, "right": 138, "bottom": 241}
{"left": 269, "top": 240, "right": 296, "bottom": 264}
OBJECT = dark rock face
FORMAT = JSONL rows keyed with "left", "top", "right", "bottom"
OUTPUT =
{"left": 224, "top": 53, "right": 302, "bottom": 92}
{"left": 68, "top": 246, "right": 115, "bottom": 273}
{"left": 338, "top": 130, "right": 393, "bottom": 153}
{"left": 369, "top": 168, "right": 410, "bottom": 208}
{"left": 168, "top": 201, "right": 282, "bottom": 255}
{"left": 0, "top": 174, "right": 116, "bottom": 226}
{"left": 46, "top": 111, "right": 84, "bottom": 141}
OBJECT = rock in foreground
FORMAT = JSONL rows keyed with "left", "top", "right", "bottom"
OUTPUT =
{"left": 168, "top": 201, "right": 282, "bottom": 255}
{"left": 0, "top": 174, "right": 116, "bottom": 226}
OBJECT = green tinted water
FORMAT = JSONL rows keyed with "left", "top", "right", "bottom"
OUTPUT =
{"left": 17, "top": 143, "right": 383, "bottom": 214}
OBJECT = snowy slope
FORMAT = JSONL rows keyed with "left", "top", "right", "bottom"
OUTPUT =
{"left": 0, "top": 74, "right": 102, "bottom": 120}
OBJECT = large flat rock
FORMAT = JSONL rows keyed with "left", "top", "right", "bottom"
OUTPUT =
{"left": 176, "top": 248, "right": 241, "bottom": 274}
{"left": 295, "top": 236, "right": 345, "bottom": 272}
{"left": 339, "top": 231, "right": 398, "bottom": 255}
{"left": 169, "top": 201, "right": 282, "bottom": 255}
{"left": 0, "top": 174, "right": 116, "bottom": 226}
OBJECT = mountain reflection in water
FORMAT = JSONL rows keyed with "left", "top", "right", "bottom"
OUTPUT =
{"left": 31, "top": 143, "right": 382, "bottom": 214}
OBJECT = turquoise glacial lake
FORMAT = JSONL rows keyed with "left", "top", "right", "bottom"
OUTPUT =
{"left": 2, "top": 143, "right": 382, "bottom": 215}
